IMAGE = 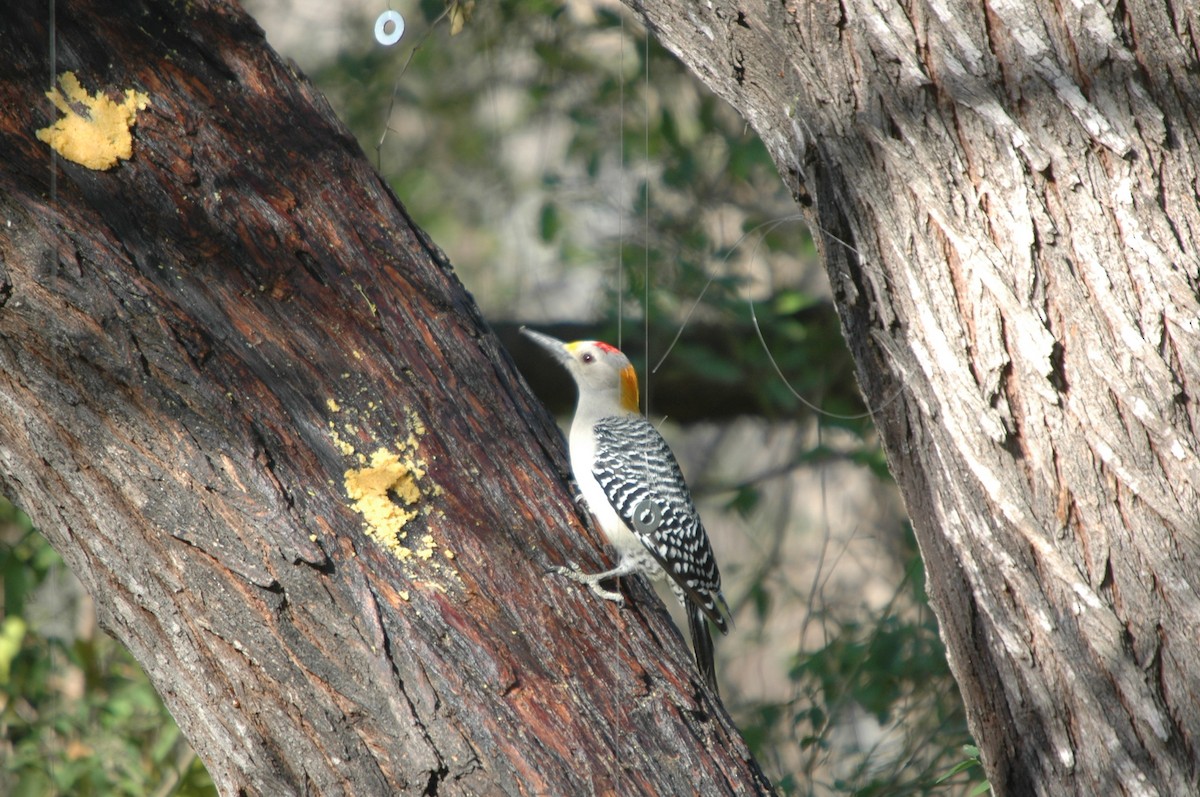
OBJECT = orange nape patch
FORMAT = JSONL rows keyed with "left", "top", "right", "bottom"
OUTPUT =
{"left": 619, "top": 363, "right": 640, "bottom": 413}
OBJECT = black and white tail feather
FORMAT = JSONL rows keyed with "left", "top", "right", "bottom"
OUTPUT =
{"left": 592, "top": 415, "right": 731, "bottom": 693}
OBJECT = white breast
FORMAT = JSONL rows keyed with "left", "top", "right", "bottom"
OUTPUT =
{"left": 569, "top": 420, "right": 648, "bottom": 561}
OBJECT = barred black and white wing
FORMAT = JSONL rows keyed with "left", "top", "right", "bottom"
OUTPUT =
{"left": 591, "top": 415, "right": 729, "bottom": 634}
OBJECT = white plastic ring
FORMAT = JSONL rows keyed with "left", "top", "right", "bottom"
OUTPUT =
{"left": 631, "top": 498, "right": 662, "bottom": 534}
{"left": 374, "top": 10, "right": 405, "bottom": 46}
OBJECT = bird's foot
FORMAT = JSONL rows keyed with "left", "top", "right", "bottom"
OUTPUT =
{"left": 552, "top": 562, "right": 626, "bottom": 606}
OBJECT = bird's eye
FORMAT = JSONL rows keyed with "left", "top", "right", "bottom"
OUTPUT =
{"left": 581, "top": 353, "right": 594, "bottom": 364}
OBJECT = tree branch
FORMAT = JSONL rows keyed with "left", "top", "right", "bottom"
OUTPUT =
{"left": 0, "top": 1, "right": 774, "bottom": 793}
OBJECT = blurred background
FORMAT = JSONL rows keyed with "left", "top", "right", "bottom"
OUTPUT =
{"left": 0, "top": 1, "right": 980, "bottom": 794}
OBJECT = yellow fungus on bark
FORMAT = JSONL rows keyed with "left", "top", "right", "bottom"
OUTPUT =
{"left": 331, "top": 407, "right": 456, "bottom": 583}
{"left": 36, "top": 72, "right": 148, "bottom": 170}
{"left": 344, "top": 448, "right": 425, "bottom": 560}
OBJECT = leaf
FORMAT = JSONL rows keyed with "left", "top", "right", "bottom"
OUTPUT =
{"left": 151, "top": 722, "right": 180, "bottom": 763}
{"left": 773, "top": 289, "right": 815, "bottom": 316}
{"left": 449, "top": 0, "right": 475, "bottom": 36}
{"left": 725, "top": 485, "right": 760, "bottom": 518}
{"left": 749, "top": 581, "right": 770, "bottom": 621}
{"left": 0, "top": 615, "right": 27, "bottom": 684}
{"left": 538, "top": 202, "right": 561, "bottom": 242}
{"left": 934, "top": 745, "right": 983, "bottom": 784}
{"left": 934, "top": 758, "right": 978, "bottom": 783}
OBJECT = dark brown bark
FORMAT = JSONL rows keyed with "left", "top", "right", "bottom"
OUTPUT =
{"left": 0, "top": 2, "right": 773, "bottom": 794}
{"left": 625, "top": 0, "right": 1200, "bottom": 795}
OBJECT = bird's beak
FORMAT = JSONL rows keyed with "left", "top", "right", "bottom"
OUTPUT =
{"left": 520, "top": 327, "right": 574, "bottom": 367}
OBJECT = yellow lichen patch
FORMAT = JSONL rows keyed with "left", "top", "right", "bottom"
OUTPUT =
{"left": 415, "top": 533, "right": 437, "bottom": 560}
{"left": 344, "top": 448, "right": 426, "bottom": 560}
{"left": 328, "top": 426, "right": 356, "bottom": 458}
{"left": 410, "top": 414, "right": 427, "bottom": 437}
{"left": 36, "top": 72, "right": 149, "bottom": 170}
{"left": 330, "top": 405, "right": 458, "bottom": 586}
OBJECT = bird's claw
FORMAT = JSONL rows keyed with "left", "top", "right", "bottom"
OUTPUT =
{"left": 594, "top": 587, "right": 625, "bottom": 607}
{"left": 551, "top": 562, "right": 626, "bottom": 606}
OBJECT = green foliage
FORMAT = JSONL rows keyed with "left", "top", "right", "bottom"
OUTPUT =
{"left": 300, "top": 5, "right": 976, "bottom": 793}
{"left": 315, "top": 2, "right": 814, "bottom": 316}
{"left": 733, "top": 542, "right": 977, "bottom": 796}
{"left": 3, "top": 3, "right": 977, "bottom": 793}
{"left": 936, "top": 746, "right": 991, "bottom": 796}
{"left": 0, "top": 499, "right": 214, "bottom": 797}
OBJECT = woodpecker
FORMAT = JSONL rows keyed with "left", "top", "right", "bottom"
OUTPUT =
{"left": 522, "top": 327, "right": 730, "bottom": 694}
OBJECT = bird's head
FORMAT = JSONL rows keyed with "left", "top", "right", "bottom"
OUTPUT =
{"left": 521, "top": 328, "right": 640, "bottom": 414}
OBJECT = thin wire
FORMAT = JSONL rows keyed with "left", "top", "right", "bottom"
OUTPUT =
{"left": 375, "top": 4, "right": 455, "bottom": 170}
{"left": 652, "top": 215, "right": 802, "bottom": 373}
{"left": 642, "top": 30, "right": 650, "bottom": 417}
{"left": 617, "top": 15, "right": 625, "bottom": 350}
{"left": 48, "top": 0, "right": 57, "bottom": 205}
{"left": 745, "top": 224, "right": 905, "bottom": 420}
{"left": 649, "top": 211, "right": 905, "bottom": 422}
{"left": 482, "top": 10, "right": 543, "bottom": 321}
{"left": 614, "top": 14, "right": 632, "bottom": 787}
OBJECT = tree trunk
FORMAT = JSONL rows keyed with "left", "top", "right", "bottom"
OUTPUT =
{"left": 0, "top": 2, "right": 773, "bottom": 794}
{"left": 628, "top": 0, "right": 1200, "bottom": 794}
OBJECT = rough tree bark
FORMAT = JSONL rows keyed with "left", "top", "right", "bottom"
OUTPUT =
{"left": 0, "top": 2, "right": 774, "bottom": 795}
{"left": 628, "top": 0, "right": 1200, "bottom": 794}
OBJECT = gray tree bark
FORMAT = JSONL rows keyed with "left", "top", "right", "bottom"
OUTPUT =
{"left": 627, "top": 0, "right": 1200, "bottom": 794}
{"left": 0, "top": 1, "right": 773, "bottom": 794}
